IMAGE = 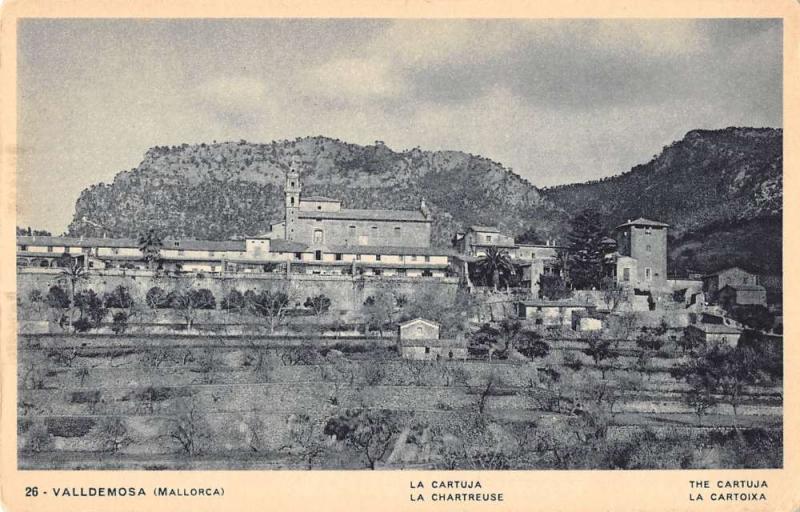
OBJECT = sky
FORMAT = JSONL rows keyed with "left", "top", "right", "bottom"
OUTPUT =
{"left": 17, "top": 18, "right": 782, "bottom": 234}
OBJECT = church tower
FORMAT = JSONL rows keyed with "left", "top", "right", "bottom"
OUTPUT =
{"left": 285, "top": 167, "right": 301, "bottom": 241}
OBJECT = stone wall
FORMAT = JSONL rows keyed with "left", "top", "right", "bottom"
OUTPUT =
{"left": 17, "top": 269, "right": 459, "bottom": 318}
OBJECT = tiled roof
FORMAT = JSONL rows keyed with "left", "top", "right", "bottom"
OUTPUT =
{"left": 721, "top": 284, "right": 766, "bottom": 292}
{"left": 614, "top": 218, "right": 670, "bottom": 229}
{"left": 519, "top": 299, "right": 597, "bottom": 308}
{"left": 301, "top": 196, "right": 340, "bottom": 202}
{"left": 17, "top": 235, "right": 245, "bottom": 251}
{"left": 399, "top": 318, "right": 440, "bottom": 329}
{"left": 297, "top": 208, "right": 428, "bottom": 222}
{"left": 326, "top": 245, "right": 454, "bottom": 256}
{"left": 398, "top": 338, "right": 467, "bottom": 348}
{"left": 702, "top": 266, "right": 757, "bottom": 278}
{"left": 691, "top": 323, "right": 743, "bottom": 335}
{"left": 17, "top": 235, "right": 137, "bottom": 248}
{"left": 469, "top": 225, "right": 500, "bottom": 233}
{"left": 270, "top": 239, "right": 310, "bottom": 253}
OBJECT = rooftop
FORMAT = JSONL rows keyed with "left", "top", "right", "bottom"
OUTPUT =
{"left": 519, "top": 299, "right": 597, "bottom": 308}
{"left": 326, "top": 245, "right": 454, "bottom": 256}
{"left": 16, "top": 235, "right": 244, "bottom": 251}
{"left": 721, "top": 284, "right": 766, "bottom": 292}
{"left": 614, "top": 217, "right": 670, "bottom": 230}
{"left": 691, "top": 323, "right": 743, "bottom": 335}
{"left": 399, "top": 318, "right": 440, "bottom": 329}
{"left": 301, "top": 196, "right": 341, "bottom": 203}
{"left": 297, "top": 208, "right": 428, "bottom": 222}
{"left": 469, "top": 225, "right": 501, "bottom": 233}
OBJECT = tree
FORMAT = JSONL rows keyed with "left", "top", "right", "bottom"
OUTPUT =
{"left": 137, "top": 229, "right": 163, "bottom": 270}
{"left": 246, "top": 289, "right": 292, "bottom": 334}
{"left": 97, "top": 417, "right": 133, "bottom": 453}
{"left": 474, "top": 246, "right": 516, "bottom": 291}
{"left": 516, "top": 227, "right": 545, "bottom": 244}
{"left": 73, "top": 289, "right": 107, "bottom": 330}
{"left": 221, "top": 289, "right": 246, "bottom": 312}
{"left": 304, "top": 294, "right": 332, "bottom": 322}
{"left": 601, "top": 277, "right": 627, "bottom": 311}
{"left": 324, "top": 409, "right": 400, "bottom": 469}
{"left": 582, "top": 334, "right": 618, "bottom": 379}
{"left": 146, "top": 286, "right": 169, "bottom": 309}
{"left": 104, "top": 285, "right": 134, "bottom": 309}
{"left": 170, "top": 288, "right": 216, "bottom": 330}
{"left": 56, "top": 259, "right": 88, "bottom": 327}
{"left": 361, "top": 293, "right": 393, "bottom": 336}
{"left": 167, "top": 398, "right": 209, "bottom": 456}
{"left": 671, "top": 341, "right": 776, "bottom": 427}
{"left": 111, "top": 311, "right": 129, "bottom": 334}
{"left": 27, "top": 289, "right": 44, "bottom": 314}
{"left": 46, "top": 285, "right": 70, "bottom": 310}
{"left": 538, "top": 274, "right": 570, "bottom": 300}
{"left": 567, "top": 209, "right": 606, "bottom": 290}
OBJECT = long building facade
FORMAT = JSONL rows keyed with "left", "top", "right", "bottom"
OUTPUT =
{"left": 16, "top": 169, "right": 452, "bottom": 278}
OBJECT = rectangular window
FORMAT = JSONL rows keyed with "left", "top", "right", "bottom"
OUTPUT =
{"left": 348, "top": 225, "right": 356, "bottom": 237}
{"left": 645, "top": 267, "right": 652, "bottom": 280}
{"left": 394, "top": 227, "right": 401, "bottom": 238}
{"left": 487, "top": 235, "right": 492, "bottom": 242}
{"left": 81, "top": 247, "right": 90, "bottom": 254}
{"left": 112, "top": 248, "right": 120, "bottom": 255}
{"left": 376, "top": 254, "right": 381, "bottom": 262}
{"left": 424, "top": 255, "right": 431, "bottom": 263}
{"left": 397, "top": 268, "right": 406, "bottom": 276}
{"left": 335, "top": 253, "right": 342, "bottom": 261}
{"left": 356, "top": 254, "right": 361, "bottom": 261}
{"left": 19, "top": 245, "right": 27, "bottom": 251}
{"left": 47, "top": 246, "right": 53, "bottom": 253}
{"left": 177, "top": 249, "right": 184, "bottom": 256}
{"left": 210, "top": 265, "right": 217, "bottom": 272}
{"left": 646, "top": 245, "right": 651, "bottom": 252}
{"left": 315, "top": 250, "right": 322, "bottom": 261}
{"left": 374, "top": 269, "right": 382, "bottom": 276}
{"left": 294, "top": 252, "right": 302, "bottom": 260}
{"left": 622, "top": 268, "right": 630, "bottom": 281}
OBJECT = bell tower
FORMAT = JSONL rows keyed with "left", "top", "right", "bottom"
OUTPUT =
{"left": 285, "top": 167, "right": 301, "bottom": 240}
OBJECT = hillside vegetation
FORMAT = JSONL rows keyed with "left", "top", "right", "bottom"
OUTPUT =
{"left": 67, "top": 128, "right": 782, "bottom": 275}
{"left": 544, "top": 127, "right": 782, "bottom": 275}
{"left": 67, "top": 137, "right": 562, "bottom": 247}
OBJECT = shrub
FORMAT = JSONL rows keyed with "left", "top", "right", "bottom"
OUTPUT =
{"left": 44, "top": 417, "right": 96, "bottom": 438}
{"left": 72, "top": 318, "right": 93, "bottom": 332}
{"left": 46, "top": 285, "right": 70, "bottom": 309}
{"left": 635, "top": 332, "right": 664, "bottom": 351}
{"left": 112, "top": 311, "right": 129, "bottom": 334}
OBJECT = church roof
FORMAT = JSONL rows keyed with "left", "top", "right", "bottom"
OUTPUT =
{"left": 297, "top": 208, "right": 429, "bottom": 222}
{"left": 615, "top": 217, "right": 670, "bottom": 229}
{"left": 301, "top": 196, "right": 340, "bottom": 202}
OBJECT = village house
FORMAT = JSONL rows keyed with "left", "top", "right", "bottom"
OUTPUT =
{"left": 451, "top": 225, "right": 564, "bottom": 294}
{"left": 718, "top": 284, "right": 767, "bottom": 308}
{"left": 702, "top": 266, "right": 760, "bottom": 301}
{"left": 396, "top": 318, "right": 467, "bottom": 360}
{"left": 685, "top": 323, "right": 743, "bottom": 347}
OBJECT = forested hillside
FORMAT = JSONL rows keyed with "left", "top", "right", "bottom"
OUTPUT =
{"left": 544, "top": 127, "right": 782, "bottom": 275}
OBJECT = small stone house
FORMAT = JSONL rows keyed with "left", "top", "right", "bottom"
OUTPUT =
{"left": 702, "top": 267, "right": 759, "bottom": 301}
{"left": 718, "top": 284, "right": 767, "bottom": 308}
{"left": 686, "top": 323, "right": 743, "bottom": 347}
{"left": 516, "top": 300, "right": 596, "bottom": 327}
{"left": 397, "top": 318, "right": 467, "bottom": 360}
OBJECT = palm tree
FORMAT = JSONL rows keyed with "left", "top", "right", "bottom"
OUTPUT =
{"left": 474, "top": 247, "right": 516, "bottom": 291}
{"left": 137, "top": 229, "right": 163, "bottom": 270}
{"left": 56, "top": 258, "right": 88, "bottom": 330}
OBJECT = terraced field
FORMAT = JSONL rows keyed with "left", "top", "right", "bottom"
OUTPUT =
{"left": 17, "top": 334, "right": 782, "bottom": 470}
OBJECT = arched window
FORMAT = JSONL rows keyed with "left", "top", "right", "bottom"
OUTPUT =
{"left": 313, "top": 229, "right": 324, "bottom": 244}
